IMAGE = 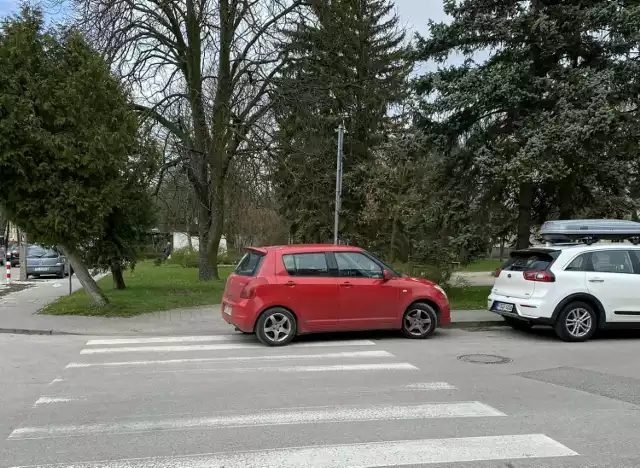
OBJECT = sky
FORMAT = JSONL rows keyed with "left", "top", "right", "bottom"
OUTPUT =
{"left": 0, "top": 0, "right": 448, "bottom": 35}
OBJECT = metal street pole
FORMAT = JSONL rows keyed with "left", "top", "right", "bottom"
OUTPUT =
{"left": 333, "top": 121, "right": 345, "bottom": 244}
{"left": 19, "top": 230, "right": 27, "bottom": 281}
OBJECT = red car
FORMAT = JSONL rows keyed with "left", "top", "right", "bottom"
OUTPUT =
{"left": 222, "top": 245, "right": 450, "bottom": 346}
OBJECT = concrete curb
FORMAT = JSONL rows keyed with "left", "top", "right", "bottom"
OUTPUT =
{"left": 0, "top": 327, "right": 81, "bottom": 336}
{"left": 448, "top": 321, "right": 508, "bottom": 329}
{"left": 0, "top": 320, "right": 509, "bottom": 336}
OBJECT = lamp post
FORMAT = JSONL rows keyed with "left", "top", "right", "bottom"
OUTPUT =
{"left": 333, "top": 121, "right": 346, "bottom": 244}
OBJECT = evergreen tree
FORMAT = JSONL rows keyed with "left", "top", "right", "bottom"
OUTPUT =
{"left": 417, "top": 0, "right": 640, "bottom": 248}
{"left": 273, "top": 0, "right": 413, "bottom": 243}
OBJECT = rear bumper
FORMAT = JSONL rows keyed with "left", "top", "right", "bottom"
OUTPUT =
{"left": 221, "top": 297, "right": 258, "bottom": 333}
{"left": 487, "top": 293, "right": 555, "bottom": 322}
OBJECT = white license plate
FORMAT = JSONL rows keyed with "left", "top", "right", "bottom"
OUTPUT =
{"left": 222, "top": 303, "right": 231, "bottom": 315}
{"left": 34, "top": 267, "right": 50, "bottom": 272}
{"left": 494, "top": 302, "right": 514, "bottom": 312}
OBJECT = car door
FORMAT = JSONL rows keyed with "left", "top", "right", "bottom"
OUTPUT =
{"left": 585, "top": 249, "right": 640, "bottom": 323}
{"left": 332, "top": 251, "right": 400, "bottom": 331}
{"left": 277, "top": 252, "right": 340, "bottom": 332}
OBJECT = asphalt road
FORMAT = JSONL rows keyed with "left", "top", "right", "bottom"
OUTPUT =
{"left": 2, "top": 327, "right": 640, "bottom": 467}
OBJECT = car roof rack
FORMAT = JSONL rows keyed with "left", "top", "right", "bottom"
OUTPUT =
{"left": 540, "top": 219, "right": 640, "bottom": 246}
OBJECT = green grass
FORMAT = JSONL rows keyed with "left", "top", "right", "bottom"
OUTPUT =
{"left": 42, "top": 262, "right": 234, "bottom": 317}
{"left": 446, "top": 285, "right": 492, "bottom": 310}
{"left": 460, "top": 259, "right": 504, "bottom": 272}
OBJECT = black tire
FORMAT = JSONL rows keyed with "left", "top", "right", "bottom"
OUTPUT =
{"left": 255, "top": 308, "right": 297, "bottom": 346}
{"left": 554, "top": 301, "right": 597, "bottom": 342}
{"left": 504, "top": 317, "right": 533, "bottom": 332}
{"left": 402, "top": 303, "right": 438, "bottom": 339}
{"left": 57, "top": 268, "right": 65, "bottom": 279}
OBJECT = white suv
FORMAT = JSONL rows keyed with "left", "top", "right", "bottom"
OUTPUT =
{"left": 488, "top": 243, "right": 640, "bottom": 342}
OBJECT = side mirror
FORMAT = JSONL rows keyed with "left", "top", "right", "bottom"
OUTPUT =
{"left": 382, "top": 270, "right": 392, "bottom": 281}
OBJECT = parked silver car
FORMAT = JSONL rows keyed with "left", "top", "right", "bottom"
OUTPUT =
{"left": 26, "top": 245, "right": 70, "bottom": 278}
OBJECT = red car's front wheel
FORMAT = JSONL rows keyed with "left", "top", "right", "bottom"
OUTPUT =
{"left": 402, "top": 303, "right": 437, "bottom": 339}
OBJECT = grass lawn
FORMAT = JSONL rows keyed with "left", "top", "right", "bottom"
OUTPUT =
{"left": 446, "top": 285, "right": 492, "bottom": 310}
{"left": 42, "top": 262, "right": 233, "bottom": 317}
{"left": 460, "top": 259, "right": 504, "bottom": 273}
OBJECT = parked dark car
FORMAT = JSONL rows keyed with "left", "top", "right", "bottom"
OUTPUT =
{"left": 5, "top": 243, "right": 19, "bottom": 267}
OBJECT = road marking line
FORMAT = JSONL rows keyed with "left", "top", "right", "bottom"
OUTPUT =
{"left": 34, "top": 397, "right": 76, "bottom": 406}
{"left": 405, "top": 382, "right": 457, "bottom": 390}
{"left": 8, "top": 401, "right": 504, "bottom": 439}
{"left": 48, "top": 378, "right": 64, "bottom": 385}
{"left": 67, "top": 350, "right": 394, "bottom": 368}
{"left": 7, "top": 434, "right": 577, "bottom": 466}
{"left": 80, "top": 340, "right": 377, "bottom": 354}
{"left": 86, "top": 336, "right": 240, "bottom": 346}
{"left": 136, "top": 363, "right": 419, "bottom": 375}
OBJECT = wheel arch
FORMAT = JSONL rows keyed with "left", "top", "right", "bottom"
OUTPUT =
{"left": 552, "top": 293, "right": 606, "bottom": 328}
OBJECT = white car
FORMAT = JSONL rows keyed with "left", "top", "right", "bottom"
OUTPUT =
{"left": 489, "top": 237, "right": 640, "bottom": 342}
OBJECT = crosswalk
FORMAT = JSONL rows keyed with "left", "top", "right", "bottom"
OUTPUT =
{"left": 5, "top": 333, "right": 579, "bottom": 467}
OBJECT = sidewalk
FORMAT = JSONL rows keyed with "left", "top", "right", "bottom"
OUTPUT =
{"left": 1, "top": 286, "right": 504, "bottom": 336}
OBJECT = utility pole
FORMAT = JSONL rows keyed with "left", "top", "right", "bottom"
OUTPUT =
{"left": 333, "top": 121, "right": 346, "bottom": 245}
{"left": 19, "top": 230, "right": 27, "bottom": 281}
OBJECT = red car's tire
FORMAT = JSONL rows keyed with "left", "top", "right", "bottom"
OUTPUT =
{"left": 256, "top": 308, "right": 297, "bottom": 347}
{"left": 402, "top": 303, "right": 438, "bottom": 339}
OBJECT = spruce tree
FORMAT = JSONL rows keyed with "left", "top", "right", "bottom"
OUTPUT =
{"left": 273, "top": 0, "right": 413, "bottom": 243}
{"left": 417, "top": 0, "right": 640, "bottom": 248}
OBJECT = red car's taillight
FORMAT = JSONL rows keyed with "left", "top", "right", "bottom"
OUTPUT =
{"left": 523, "top": 270, "right": 555, "bottom": 282}
{"left": 240, "top": 278, "right": 267, "bottom": 299}
{"left": 240, "top": 282, "right": 255, "bottom": 299}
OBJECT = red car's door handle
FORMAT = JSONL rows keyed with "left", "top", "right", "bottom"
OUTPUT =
{"left": 340, "top": 282, "right": 352, "bottom": 288}
{"left": 285, "top": 281, "right": 296, "bottom": 287}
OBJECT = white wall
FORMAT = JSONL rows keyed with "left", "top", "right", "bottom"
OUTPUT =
{"left": 172, "top": 233, "right": 227, "bottom": 252}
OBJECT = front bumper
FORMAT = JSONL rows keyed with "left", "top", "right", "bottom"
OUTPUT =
{"left": 26, "top": 265, "right": 64, "bottom": 276}
{"left": 438, "top": 302, "right": 452, "bottom": 326}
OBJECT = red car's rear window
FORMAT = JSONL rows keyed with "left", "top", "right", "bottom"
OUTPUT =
{"left": 234, "top": 251, "right": 265, "bottom": 277}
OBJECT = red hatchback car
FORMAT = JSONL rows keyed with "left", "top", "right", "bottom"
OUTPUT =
{"left": 222, "top": 245, "right": 450, "bottom": 346}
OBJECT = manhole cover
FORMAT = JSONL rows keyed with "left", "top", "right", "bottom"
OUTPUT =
{"left": 457, "top": 354, "right": 512, "bottom": 364}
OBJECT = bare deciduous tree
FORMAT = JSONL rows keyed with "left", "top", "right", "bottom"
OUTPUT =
{"left": 70, "top": 0, "right": 303, "bottom": 279}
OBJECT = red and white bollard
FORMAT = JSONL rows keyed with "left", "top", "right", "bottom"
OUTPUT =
{"left": 5, "top": 261, "right": 11, "bottom": 284}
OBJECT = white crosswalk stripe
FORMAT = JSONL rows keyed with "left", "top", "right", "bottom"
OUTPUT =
{"left": 9, "top": 401, "right": 504, "bottom": 439}
{"left": 6, "top": 333, "right": 579, "bottom": 467}
{"left": 80, "top": 339, "right": 377, "bottom": 354}
{"left": 66, "top": 350, "right": 394, "bottom": 368}
{"left": 86, "top": 336, "right": 240, "bottom": 346}
{"left": 405, "top": 382, "right": 458, "bottom": 390}
{"left": 7, "top": 434, "right": 578, "bottom": 468}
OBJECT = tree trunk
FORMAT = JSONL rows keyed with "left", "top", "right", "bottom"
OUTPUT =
{"left": 388, "top": 210, "right": 398, "bottom": 264}
{"left": 197, "top": 195, "right": 223, "bottom": 281}
{"left": 186, "top": 220, "right": 193, "bottom": 250}
{"left": 499, "top": 237, "right": 505, "bottom": 261}
{"left": 558, "top": 177, "right": 574, "bottom": 219}
{"left": 516, "top": 183, "right": 533, "bottom": 249}
{"left": 60, "top": 246, "right": 108, "bottom": 306}
{"left": 110, "top": 262, "right": 126, "bottom": 290}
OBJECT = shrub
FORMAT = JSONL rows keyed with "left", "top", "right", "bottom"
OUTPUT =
{"left": 217, "top": 248, "right": 243, "bottom": 265}
{"left": 410, "top": 264, "right": 453, "bottom": 285}
{"left": 167, "top": 247, "right": 199, "bottom": 268}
